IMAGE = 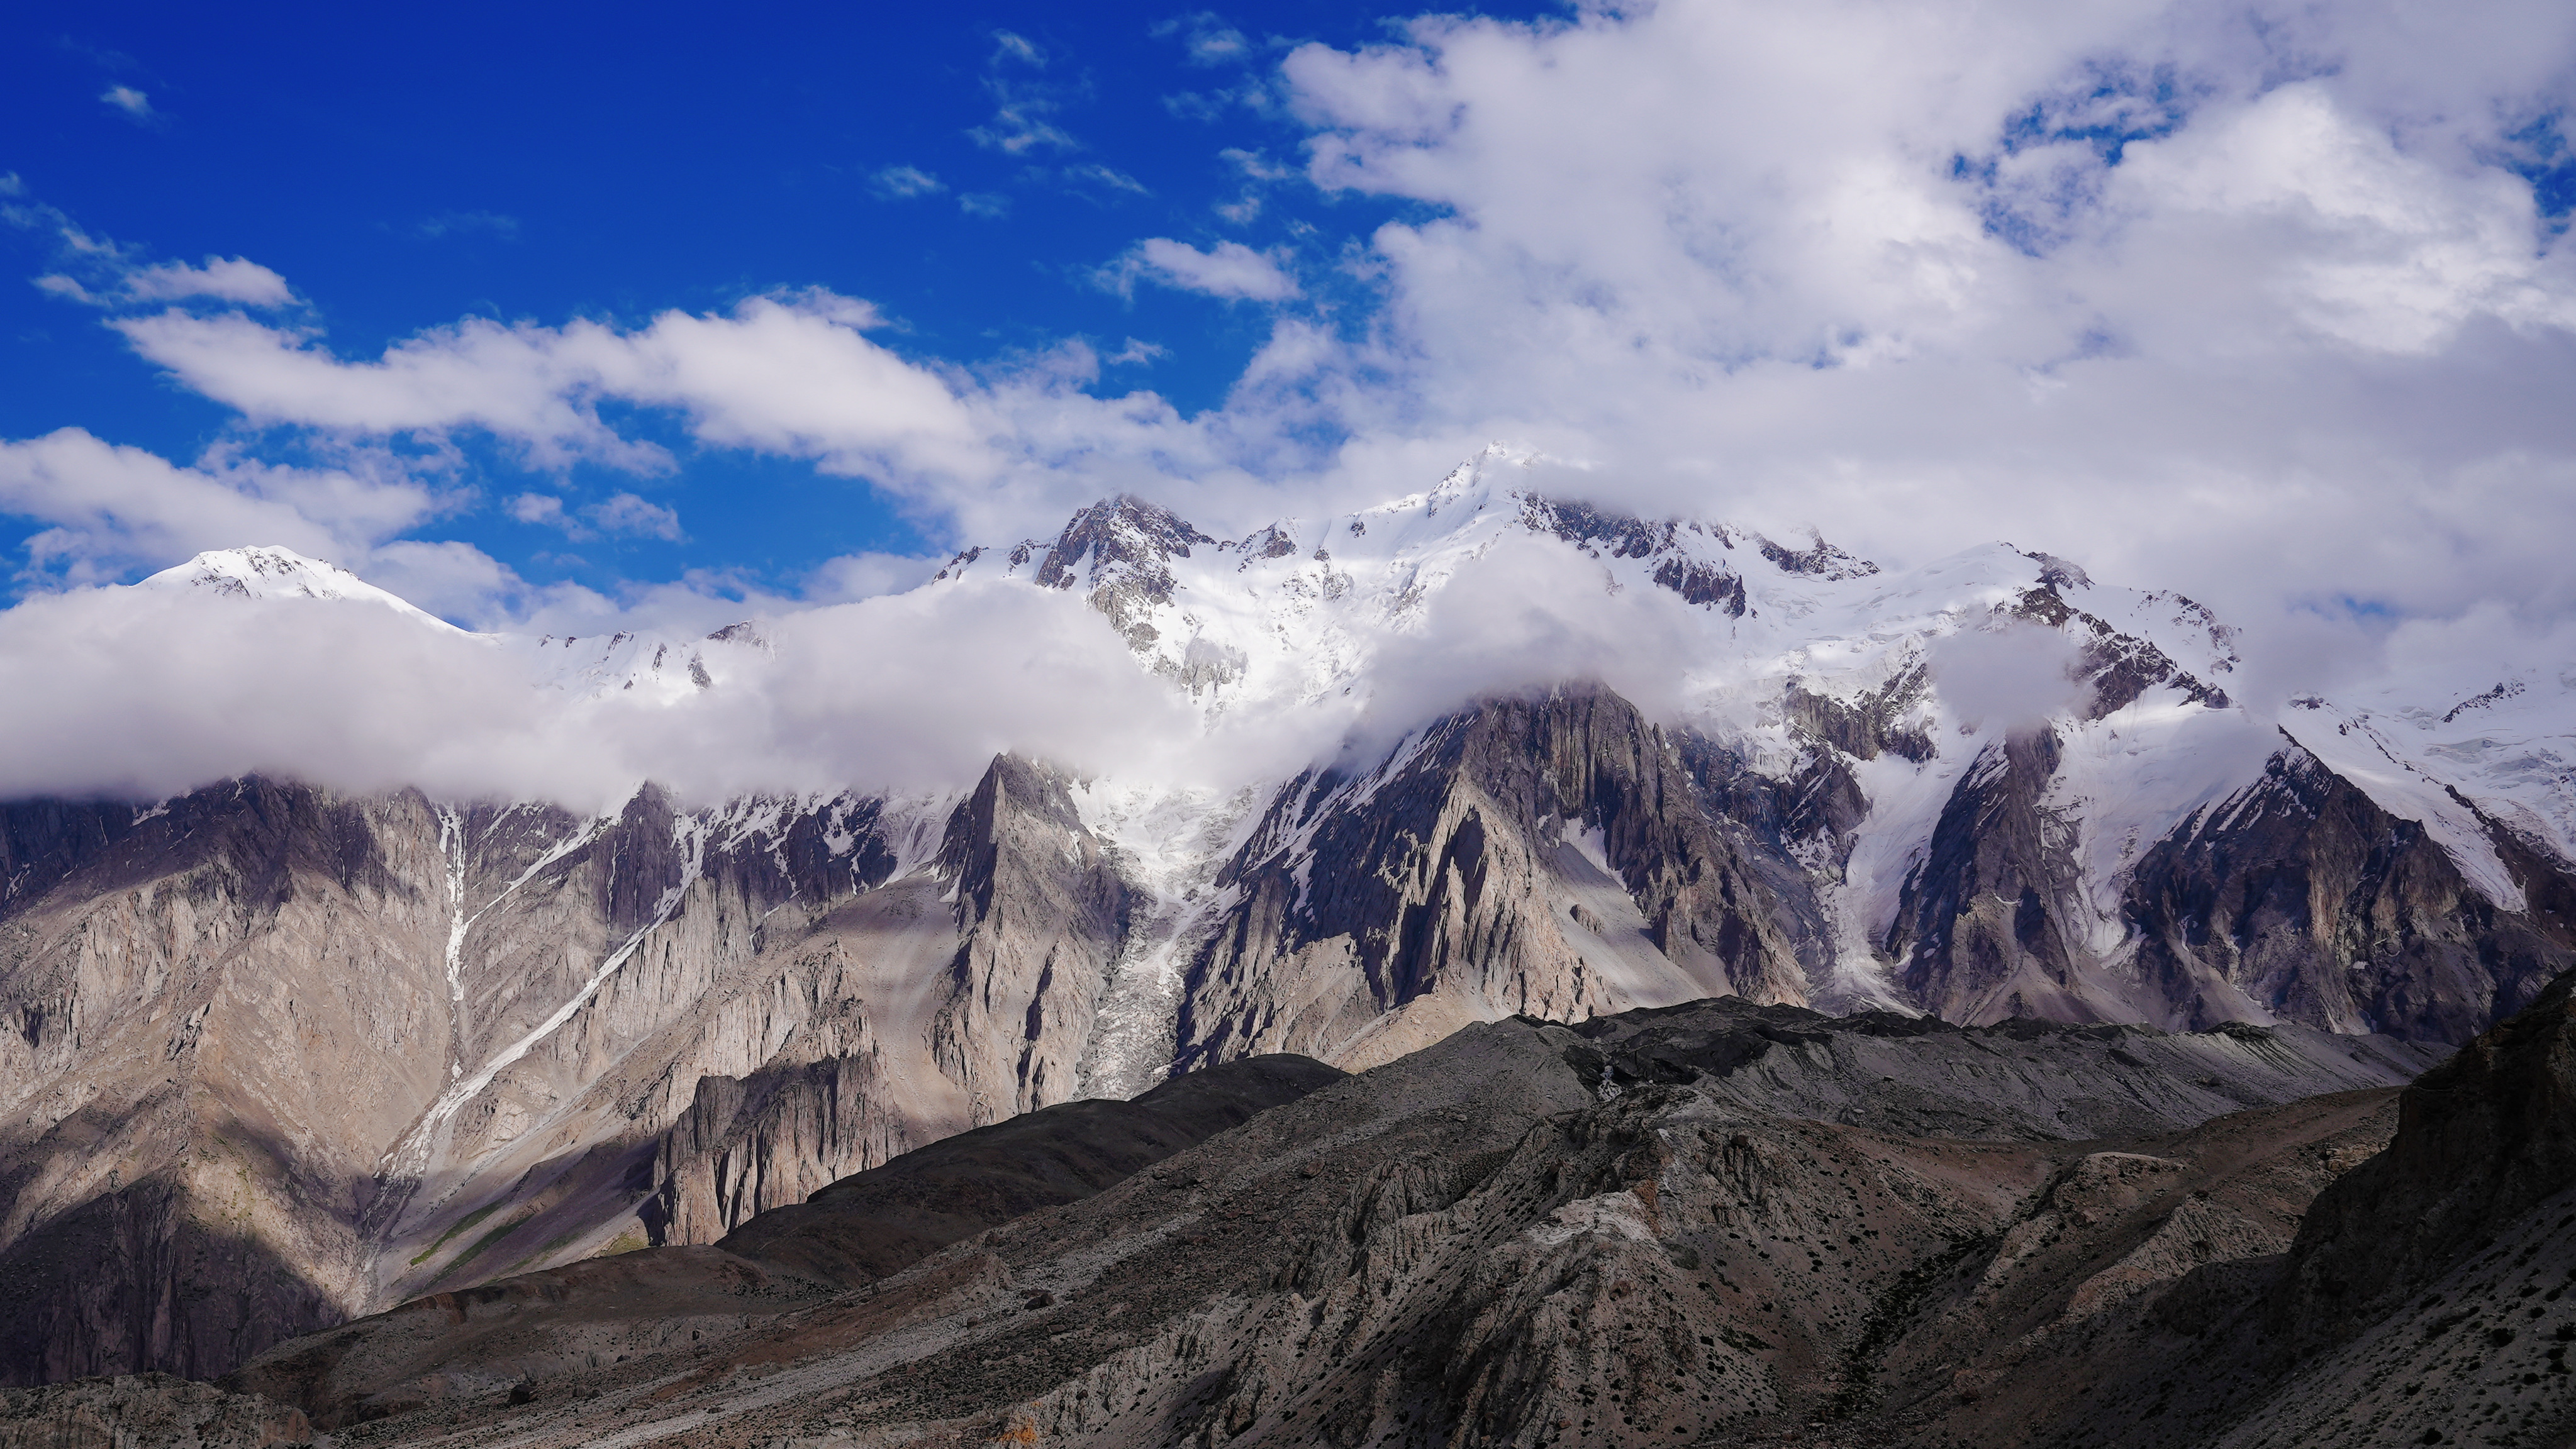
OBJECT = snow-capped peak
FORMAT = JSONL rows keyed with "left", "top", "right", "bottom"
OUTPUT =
{"left": 138, "top": 546, "right": 467, "bottom": 635}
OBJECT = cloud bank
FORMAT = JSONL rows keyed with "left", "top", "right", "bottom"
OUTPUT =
{"left": 3, "top": 0, "right": 2574, "bottom": 802}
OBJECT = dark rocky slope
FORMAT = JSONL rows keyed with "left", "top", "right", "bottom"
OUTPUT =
{"left": 194, "top": 995, "right": 2438, "bottom": 1448}
{"left": 0, "top": 1372, "right": 315, "bottom": 1448}
{"left": 717, "top": 1053, "right": 1344, "bottom": 1287}
{"left": 2121, "top": 742, "right": 2575, "bottom": 1043}
{"left": 223, "top": 1053, "right": 1341, "bottom": 1429}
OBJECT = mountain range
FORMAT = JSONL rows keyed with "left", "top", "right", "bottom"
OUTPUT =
{"left": 3, "top": 447, "right": 2573, "bottom": 1422}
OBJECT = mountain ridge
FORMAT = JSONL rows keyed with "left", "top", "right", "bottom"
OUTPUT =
{"left": 2, "top": 450, "right": 2573, "bottom": 1387}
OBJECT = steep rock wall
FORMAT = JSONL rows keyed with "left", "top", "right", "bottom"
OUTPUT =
{"left": 928, "top": 757, "right": 1131, "bottom": 1118}
{"left": 1178, "top": 687, "right": 1805, "bottom": 1072}
{"left": 2121, "top": 743, "right": 2576, "bottom": 1042}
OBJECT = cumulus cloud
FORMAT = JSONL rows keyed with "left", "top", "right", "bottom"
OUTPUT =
{"left": 1245, "top": 0, "right": 2576, "bottom": 663}
{"left": 0, "top": 428, "right": 438, "bottom": 586}
{"left": 109, "top": 292, "right": 991, "bottom": 484}
{"left": 1110, "top": 238, "right": 1299, "bottom": 301}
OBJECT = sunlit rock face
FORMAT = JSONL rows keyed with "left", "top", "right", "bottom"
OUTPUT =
{"left": 3, "top": 448, "right": 2573, "bottom": 1383}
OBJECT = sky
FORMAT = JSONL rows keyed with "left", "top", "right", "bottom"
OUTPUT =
{"left": 3, "top": 0, "right": 2576, "bottom": 797}
{"left": 0, "top": 0, "right": 1553, "bottom": 626}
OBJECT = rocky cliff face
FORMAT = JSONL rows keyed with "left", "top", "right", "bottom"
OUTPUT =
{"left": 0, "top": 782, "right": 455, "bottom": 1385}
{"left": 1178, "top": 687, "right": 1805, "bottom": 1072}
{"left": 0, "top": 765, "right": 1097, "bottom": 1384}
{"left": 2276, "top": 967, "right": 2576, "bottom": 1350}
{"left": 2120, "top": 741, "right": 2576, "bottom": 1043}
{"left": 927, "top": 757, "right": 1131, "bottom": 1118}
{"left": 1885, "top": 727, "right": 2099, "bottom": 1024}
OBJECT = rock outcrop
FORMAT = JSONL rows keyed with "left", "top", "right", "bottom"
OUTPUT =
{"left": 0, "top": 1372, "right": 315, "bottom": 1448}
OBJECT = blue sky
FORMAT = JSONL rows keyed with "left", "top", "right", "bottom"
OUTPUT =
{"left": 3, "top": 0, "right": 2573, "bottom": 661}
{"left": 0, "top": 1, "right": 1545, "bottom": 605}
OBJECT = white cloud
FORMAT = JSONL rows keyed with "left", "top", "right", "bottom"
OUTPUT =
{"left": 0, "top": 428, "right": 437, "bottom": 587}
{"left": 123, "top": 256, "right": 296, "bottom": 307}
{"left": 804, "top": 550, "right": 939, "bottom": 601}
{"left": 1156, "top": 13, "right": 1254, "bottom": 67}
{"left": 588, "top": 492, "right": 683, "bottom": 541}
{"left": 0, "top": 575, "right": 1205, "bottom": 810}
{"left": 109, "top": 292, "right": 993, "bottom": 486}
{"left": 1928, "top": 622, "right": 2091, "bottom": 731}
{"left": 509, "top": 491, "right": 682, "bottom": 542}
{"left": 1230, "top": 0, "right": 2576, "bottom": 655}
{"left": 873, "top": 165, "right": 944, "bottom": 199}
{"left": 99, "top": 86, "right": 155, "bottom": 122}
{"left": 508, "top": 492, "right": 572, "bottom": 529}
{"left": 9, "top": 0, "right": 2576, "bottom": 778}
{"left": 1113, "top": 238, "right": 1300, "bottom": 301}
{"left": 35, "top": 255, "right": 294, "bottom": 308}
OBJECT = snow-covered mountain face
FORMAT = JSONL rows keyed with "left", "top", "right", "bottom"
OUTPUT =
{"left": 3, "top": 448, "right": 2573, "bottom": 1385}
{"left": 140, "top": 545, "right": 768, "bottom": 704}
{"left": 140, "top": 543, "right": 466, "bottom": 632}
{"left": 925, "top": 449, "right": 2568, "bottom": 1029}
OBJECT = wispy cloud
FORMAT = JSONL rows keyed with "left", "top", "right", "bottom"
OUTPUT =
{"left": 99, "top": 85, "right": 158, "bottom": 123}
{"left": 36, "top": 255, "right": 294, "bottom": 309}
{"left": 127, "top": 257, "right": 295, "bottom": 306}
{"left": 11, "top": 179, "right": 292, "bottom": 309}
{"left": 412, "top": 211, "right": 521, "bottom": 241}
{"left": 958, "top": 192, "right": 1010, "bottom": 218}
{"left": 1152, "top": 13, "right": 1252, "bottom": 67}
{"left": 511, "top": 491, "right": 683, "bottom": 542}
{"left": 969, "top": 99, "right": 1079, "bottom": 155}
{"left": 872, "top": 165, "right": 945, "bottom": 199}
{"left": 990, "top": 30, "right": 1045, "bottom": 68}
{"left": 1103, "top": 238, "right": 1298, "bottom": 301}
{"left": 1068, "top": 164, "right": 1150, "bottom": 197}
{"left": 969, "top": 28, "right": 1081, "bottom": 155}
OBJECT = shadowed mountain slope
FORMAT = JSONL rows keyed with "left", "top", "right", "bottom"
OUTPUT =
{"left": 200, "top": 995, "right": 2445, "bottom": 1447}
{"left": 222, "top": 1053, "right": 1342, "bottom": 1428}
